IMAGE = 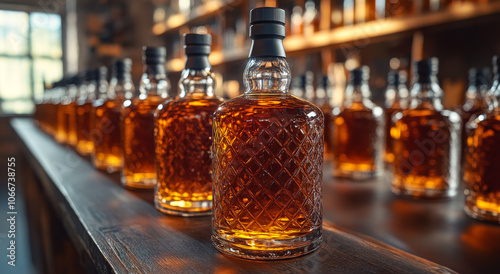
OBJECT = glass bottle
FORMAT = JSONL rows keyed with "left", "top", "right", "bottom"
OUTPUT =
{"left": 332, "top": 66, "right": 384, "bottom": 179}
{"left": 317, "top": 75, "right": 335, "bottom": 159}
{"left": 93, "top": 60, "right": 133, "bottom": 173}
{"left": 465, "top": 73, "right": 500, "bottom": 223}
{"left": 122, "top": 47, "right": 170, "bottom": 189}
{"left": 212, "top": 7, "right": 323, "bottom": 260}
{"left": 155, "top": 33, "right": 222, "bottom": 216}
{"left": 76, "top": 69, "right": 104, "bottom": 156}
{"left": 384, "top": 70, "right": 409, "bottom": 164}
{"left": 392, "top": 58, "right": 461, "bottom": 199}
{"left": 459, "top": 68, "right": 489, "bottom": 171}
{"left": 57, "top": 76, "right": 79, "bottom": 146}
{"left": 485, "top": 56, "right": 500, "bottom": 109}
{"left": 303, "top": 0, "right": 319, "bottom": 36}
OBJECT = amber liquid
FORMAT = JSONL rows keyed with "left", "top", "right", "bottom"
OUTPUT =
{"left": 57, "top": 102, "right": 77, "bottom": 145}
{"left": 155, "top": 97, "right": 221, "bottom": 216}
{"left": 465, "top": 113, "right": 500, "bottom": 223}
{"left": 92, "top": 99, "right": 124, "bottom": 173}
{"left": 56, "top": 103, "right": 67, "bottom": 143}
{"left": 384, "top": 102, "right": 404, "bottom": 163}
{"left": 212, "top": 94, "right": 323, "bottom": 259}
{"left": 392, "top": 107, "right": 460, "bottom": 198}
{"left": 332, "top": 102, "right": 384, "bottom": 179}
{"left": 459, "top": 99, "right": 487, "bottom": 182}
{"left": 122, "top": 96, "right": 164, "bottom": 189}
{"left": 320, "top": 103, "right": 335, "bottom": 159}
{"left": 75, "top": 102, "right": 94, "bottom": 155}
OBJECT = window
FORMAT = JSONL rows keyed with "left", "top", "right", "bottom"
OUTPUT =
{"left": 0, "top": 10, "right": 63, "bottom": 114}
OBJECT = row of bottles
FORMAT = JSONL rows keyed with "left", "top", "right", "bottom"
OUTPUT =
{"left": 34, "top": 7, "right": 499, "bottom": 261}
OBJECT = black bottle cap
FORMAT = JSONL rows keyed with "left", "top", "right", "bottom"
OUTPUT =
{"left": 492, "top": 56, "right": 500, "bottom": 76}
{"left": 469, "top": 67, "right": 491, "bottom": 88}
{"left": 388, "top": 70, "right": 406, "bottom": 86}
{"left": 114, "top": 58, "right": 132, "bottom": 80}
{"left": 249, "top": 7, "right": 286, "bottom": 58}
{"left": 350, "top": 66, "right": 370, "bottom": 85}
{"left": 143, "top": 46, "right": 166, "bottom": 64}
{"left": 84, "top": 70, "right": 93, "bottom": 82}
{"left": 184, "top": 33, "right": 211, "bottom": 56}
{"left": 320, "top": 76, "right": 330, "bottom": 88}
{"left": 414, "top": 58, "right": 439, "bottom": 76}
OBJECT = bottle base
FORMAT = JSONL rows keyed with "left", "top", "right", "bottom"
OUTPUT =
{"left": 334, "top": 168, "right": 382, "bottom": 180}
{"left": 465, "top": 195, "right": 500, "bottom": 224}
{"left": 211, "top": 228, "right": 322, "bottom": 260}
{"left": 121, "top": 174, "right": 156, "bottom": 190}
{"left": 154, "top": 198, "right": 212, "bottom": 217}
{"left": 391, "top": 185, "right": 457, "bottom": 200}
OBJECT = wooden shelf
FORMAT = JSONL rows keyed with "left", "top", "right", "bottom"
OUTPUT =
{"left": 153, "top": 0, "right": 238, "bottom": 36}
{"left": 165, "top": 2, "right": 500, "bottom": 72}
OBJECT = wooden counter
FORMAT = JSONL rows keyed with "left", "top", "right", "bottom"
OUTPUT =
{"left": 12, "top": 118, "right": 496, "bottom": 273}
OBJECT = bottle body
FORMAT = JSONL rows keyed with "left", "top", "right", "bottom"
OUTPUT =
{"left": 332, "top": 102, "right": 384, "bottom": 178}
{"left": 384, "top": 101, "right": 404, "bottom": 163}
{"left": 75, "top": 98, "right": 94, "bottom": 155}
{"left": 332, "top": 68, "right": 384, "bottom": 179}
{"left": 155, "top": 96, "right": 221, "bottom": 216}
{"left": 465, "top": 111, "right": 500, "bottom": 223}
{"left": 392, "top": 108, "right": 461, "bottom": 198}
{"left": 92, "top": 97, "right": 125, "bottom": 173}
{"left": 122, "top": 95, "right": 165, "bottom": 189}
{"left": 212, "top": 93, "right": 323, "bottom": 259}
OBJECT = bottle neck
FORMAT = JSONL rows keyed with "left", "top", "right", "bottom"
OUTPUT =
{"left": 139, "top": 62, "right": 169, "bottom": 97}
{"left": 345, "top": 82, "right": 371, "bottom": 103}
{"left": 385, "top": 83, "right": 409, "bottom": 106}
{"left": 410, "top": 75, "right": 443, "bottom": 109}
{"left": 244, "top": 57, "right": 291, "bottom": 95}
{"left": 178, "top": 67, "right": 215, "bottom": 98}
{"left": 108, "top": 76, "right": 134, "bottom": 100}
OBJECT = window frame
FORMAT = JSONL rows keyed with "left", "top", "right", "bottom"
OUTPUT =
{"left": 0, "top": 3, "right": 64, "bottom": 113}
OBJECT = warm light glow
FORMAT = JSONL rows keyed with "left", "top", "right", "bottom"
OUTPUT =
{"left": 166, "top": 58, "right": 184, "bottom": 72}
{"left": 152, "top": 23, "right": 166, "bottom": 35}
{"left": 166, "top": 13, "right": 187, "bottom": 29}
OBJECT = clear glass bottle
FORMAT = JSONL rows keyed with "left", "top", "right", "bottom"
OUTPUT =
{"left": 392, "top": 58, "right": 461, "bottom": 199}
{"left": 93, "top": 60, "right": 133, "bottom": 173}
{"left": 465, "top": 75, "right": 500, "bottom": 223}
{"left": 122, "top": 47, "right": 170, "bottom": 189}
{"left": 76, "top": 69, "right": 105, "bottom": 156}
{"left": 317, "top": 75, "right": 335, "bottom": 159}
{"left": 212, "top": 7, "right": 323, "bottom": 260}
{"left": 384, "top": 70, "right": 409, "bottom": 164}
{"left": 57, "top": 76, "right": 78, "bottom": 146}
{"left": 485, "top": 56, "right": 499, "bottom": 109}
{"left": 155, "top": 33, "right": 222, "bottom": 216}
{"left": 332, "top": 66, "right": 385, "bottom": 179}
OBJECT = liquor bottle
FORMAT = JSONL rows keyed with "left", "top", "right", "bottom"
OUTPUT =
{"left": 485, "top": 56, "right": 500, "bottom": 109}
{"left": 93, "top": 60, "right": 133, "bottom": 173}
{"left": 317, "top": 75, "right": 335, "bottom": 159}
{"left": 384, "top": 70, "right": 409, "bottom": 163}
{"left": 332, "top": 66, "right": 384, "bottom": 179}
{"left": 122, "top": 47, "right": 170, "bottom": 189}
{"left": 57, "top": 76, "right": 79, "bottom": 146}
{"left": 344, "top": 0, "right": 355, "bottom": 25}
{"left": 291, "top": 5, "right": 303, "bottom": 35}
{"left": 303, "top": 0, "right": 319, "bottom": 36}
{"left": 392, "top": 58, "right": 461, "bottom": 199}
{"left": 331, "top": 0, "right": 344, "bottom": 27}
{"left": 76, "top": 68, "right": 106, "bottom": 156}
{"left": 155, "top": 33, "right": 222, "bottom": 216}
{"left": 459, "top": 68, "right": 489, "bottom": 164}
{"left": 464, "top": 73, "right": 500, "bottom": 224}
{"left": 212, "top": 7, "right": 324, "bottom": 259}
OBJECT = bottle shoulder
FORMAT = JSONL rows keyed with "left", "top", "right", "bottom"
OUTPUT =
{"left": 156, "top": 97, "right": 222, "bottom": 118}
{"left": 397, "top": 108, "right": 461, "bottom": 125}
{"left": 214, "top": 94, "right": 323, "bottom": 121}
